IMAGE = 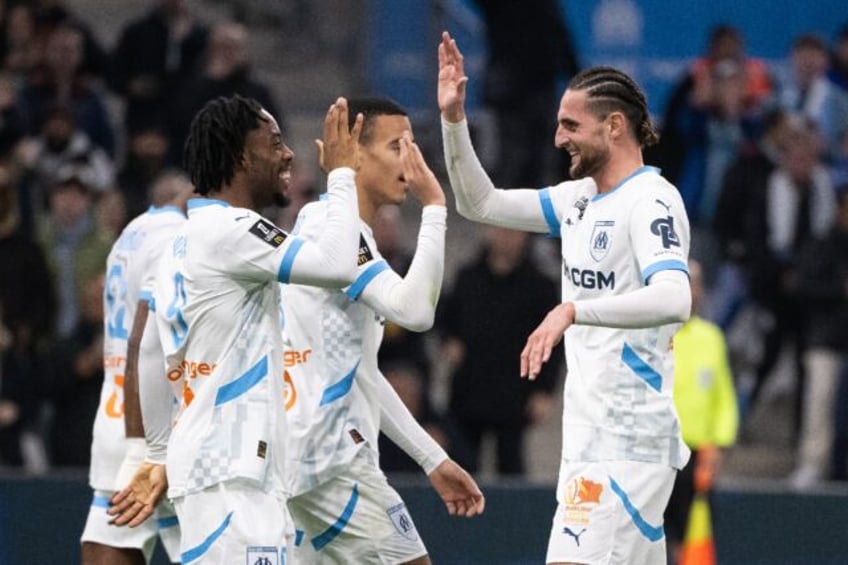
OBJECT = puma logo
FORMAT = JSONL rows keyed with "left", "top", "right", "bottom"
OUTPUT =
{"left": 563, "top": 527, "right": 586, "bottom": 546}
{"left": 655, "top": 198, "right": 671, "bottom": 213}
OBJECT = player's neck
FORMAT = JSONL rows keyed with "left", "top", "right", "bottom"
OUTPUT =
{"left": 214, "top": 181, "right": 258, "bottom": 211}
{"left": 594, "top": 152, "right": 645, "bottom": 194}
{"left": 358, "top": 190, "right": 378, "bottom": 227}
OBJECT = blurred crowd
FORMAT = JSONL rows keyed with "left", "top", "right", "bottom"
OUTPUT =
{"left": 0, "top": 0, "right": 846, "bottom": 493}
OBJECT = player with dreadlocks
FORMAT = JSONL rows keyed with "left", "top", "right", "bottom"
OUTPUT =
{"left": 438, "top": 32, "right": 692, "bottom": 564}
{"left": 110, "top": 94, "right": 363, "bottom": 563}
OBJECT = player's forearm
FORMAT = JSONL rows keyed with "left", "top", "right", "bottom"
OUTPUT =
{"left": 287, "top": 168, "right": 359, "bottom": 287}
{"left": 138, "top": 315, "right": 172, "bottom": 464}
{"left": 376, "top": 373, "right": 447, "bottom": 475}
{"left": 365, "top": 206, "right": 446, "bottom": 331}
{"left": 573, "top": 270, "right": 691, "bottom": 328}
{"left": 123, "top": 301, "right": 149, "bottom": 439}
{"left": 441, "top": 118, "right": 551, "bottom": 232}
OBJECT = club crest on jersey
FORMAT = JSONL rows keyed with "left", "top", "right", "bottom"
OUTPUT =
{"left": 249, "top": 218, "right": 287, "bottom": 248}
{"left": 590, "top": 221, "right": 614, "bottom": 262}
{"left": 387, "top": 503, "right": 419, "bottom": 541}
{"left": 357, "top": 234, "right": 373, "bottom": 266}
{"left": 246, "top": 546, "right": 279, "bottom": 565}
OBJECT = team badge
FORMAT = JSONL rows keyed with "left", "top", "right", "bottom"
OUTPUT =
{"left": 589, "top": 221, "right": 614, "bottom": 262}
{"left": 246, "top": 546, "right": 280, "bottom": 565}
{"left": 249, "top": 218, "right": 288, "bottom": 248}
{"left": 562, "top": 476, "right": 603, "bottom": 527}
{"left": 387, "top": 503, "right": 419, "bottom": 541}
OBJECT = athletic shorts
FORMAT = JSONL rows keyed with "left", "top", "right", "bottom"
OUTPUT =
{"left": 545, "top": 460, "right": 676, "bottom": 565}
{"left": 80, "top": 489, "right": 181, "bottom": 563}
{"left": 174, "top": 479, "right": 288, "bottom": 564}
{"left": 287, "top": 450, "right": 427, "bottom": 564}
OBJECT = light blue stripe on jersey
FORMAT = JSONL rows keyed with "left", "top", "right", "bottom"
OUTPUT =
{"left": 621, "top": 343, "right": 662, "bottom": 392}
{"left": 609, "top": 477, "right": 664, "bottom": 542}
{"left": 319, "top": 361, "right": 360, "bottom": 406}
{"left": 345, "top": 261, "right": 390, "bottom": 301}
{"left": 311, "top": 485, "right": 359, "bottom": 551}
{"left": 139, "top": 289, "right": 154, "bottom": 311}
{"left": 215, "top": 356, "right": 268, "bottom": 405}
{"left": 278, "top": 238, "right": 305, "bottom": 284}
{"left": 157, "top": 515, "right": 179, "bottom": 529}
{"left": 641, "top": 259, "right": 688, "bottom": 284}
{"left": 91, "top": 494, "right": 110, "bottom": 509}
{"left": 592, "top": 166, "right": 661, "bottom": 202}
{"left": 538, "top": 187, "right": 561, "bottom": 238}
{"left": 187, "top": 198, "right": 231, "bottom": 210}
{"left": 181, "top": 511, "right": 233, "bottom": 563}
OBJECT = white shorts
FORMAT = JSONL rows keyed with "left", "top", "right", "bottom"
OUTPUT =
{"left": 546, "top": 460, "right": 676, "bottom": 565}
{"left": 80, "top": 489, "right": 181, "bottom": 563}
{"left": 175, "top": 479, "right": 288, "bottom": 564}
{"left": 287, "top": 450, "right": 427, "bottom": 564}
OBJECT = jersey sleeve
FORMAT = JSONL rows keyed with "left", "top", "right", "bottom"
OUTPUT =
{"left": 629, "top": 190, "right": 690, "bottom": 283}
{"left": 354, "top": 206, "right": 446, "bottom": 332}
{"left": 138, "top": 304, "right": 172, "bottom": 464}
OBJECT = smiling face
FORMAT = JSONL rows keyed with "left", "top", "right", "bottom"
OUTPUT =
{"left": 555, "top": 89, "right": 611, "bottom": 180}
{"left": 356, "top": 114, "right": 413, "bottom": 214}
{"left": 243, "top": 109, "right": 294, "bottom": 208}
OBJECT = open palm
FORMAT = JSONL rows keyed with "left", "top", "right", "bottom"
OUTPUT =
{"left": 437, "top": 31, "right": 469, "bottom": 122}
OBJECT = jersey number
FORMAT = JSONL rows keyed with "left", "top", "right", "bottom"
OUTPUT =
{"left": 105, "top": 263, "right": 128, "bottom": 339}
{"left": 166, "top": 272, "right": 189, "bottom": 348}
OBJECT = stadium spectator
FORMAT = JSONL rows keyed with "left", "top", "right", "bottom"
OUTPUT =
{"left": 472, "top": 0, "right": 580, "bottom": 188}
{"left": 0, "top": 166, "right": 55, "bottom": 469}
{"left": 789, "top": 188, "right": 848, "bottom": 487}
{"left": 827, "top": 24, "right": 848, "bottom": 90}
{"left": 778, "top": 33, "right": 848, "bottom": 162}
{"left": 665, "top": 259, "right": 738, "bottom": 563}
{"left": 438, "top": 226, "right": 560, "bottom": 476}
{"left": 116, "top": 124, "right": 170, "bottom": 220}
{"left": 109, "top": 0, "right": 208, "bottom": 137}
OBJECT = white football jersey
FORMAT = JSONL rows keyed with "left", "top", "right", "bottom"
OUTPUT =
{"left": 91, "top": 205, "right": 185, "bottom": 491}
{"left": 541, "top": 166, "right": 691, "bottom": 469}
{"left": 154, "top": 199, "right": 294, "bottom": 499}
{"left": 282, "top": 201, "right": 387, "bottom": 496}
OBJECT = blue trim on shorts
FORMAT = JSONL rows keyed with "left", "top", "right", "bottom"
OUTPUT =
{"left": 157, "top": 515, "right": 179, "bottom": 529}
{"left": 538, "top": 188, "right": 561, "bottom": 238}
{"left": 311, "top": 485, "right": 359, "bottom": 551}
{"left": 215, "top": 356, "right": 268, "bottom": 405}
{"left": 91, "top": 494, "right": 110, "bottom": 509}
{"left": 641, "top": 259, "right": 688, "bottom": 284}
{"left": 345, "top": 261, "right": 390, "bottom": 301}
{"left": 609, "top": 478, "right": 664, "bottom": 542}
{"left": 278, "top": 238, "right": 305, "bottom": 283}
{"left": 319, "top": 361, "right": 360, "bottom": 406}
{"left": 181, "top": 511, "right": 233, "bottom": 563}
{"left": 621, "top": 343, "right": 662, "bottom": 392}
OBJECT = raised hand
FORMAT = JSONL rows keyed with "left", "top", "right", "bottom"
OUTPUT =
{"left": 437, "top": 31, "right": 469, "bottom": 123}
{"left": 316, "top": 97, "right": 364, "bottom": 173}
{"left": 428, "top": 459, "right": 486, "bottom": 518}
{"left": 108, "top": 462, "right": 168, "bottom": 527}
{"left": 520, "top": 302, "right": 575, "bottom": 380}
{"left": 399, "top": 131, "right": 445, "bottom": 207}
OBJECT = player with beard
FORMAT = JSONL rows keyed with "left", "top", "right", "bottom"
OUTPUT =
{"left": 109, "top": 94, "right": 362, "bottom": 563}
{"left": 438, "top": 32, "right": 692, "bottom": 564}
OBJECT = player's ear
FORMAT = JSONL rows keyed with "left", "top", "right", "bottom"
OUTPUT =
{"left": 608, "top": 112, "right": 625, "bottom": 141}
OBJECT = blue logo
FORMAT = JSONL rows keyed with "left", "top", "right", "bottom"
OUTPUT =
{"left": 650, "top": 216, "right": 680, "bottom": 249}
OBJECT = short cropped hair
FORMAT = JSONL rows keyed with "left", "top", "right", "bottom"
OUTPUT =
{"left": 347, "top": 97, "right": 407, "bottom": 146}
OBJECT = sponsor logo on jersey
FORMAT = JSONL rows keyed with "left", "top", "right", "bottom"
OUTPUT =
{"left": 650, "top": 216, "right": 680, "bottom": 249}
{"left": 257, "top": 440, "right": 267, "bottom": 459}
{"left": 284, "top": 348, "right": 312, "bottom": 367}
{"left": 249, "top": 218, "right": 288, "bottom": 248}
{"left": 167, "top": 360, "right": 217, "bottom": 381}
{"left": 562, "top": 476, "right": 603, "bottom": 526}
{"left": 348, "top": 428, "right": 365, "bottom": 444}
{"left": 565, "top": 267, "right": 615, "bottom": 290}
{"left": 563, "top": 526, "right": 587, "bottom": 547}
{"left": 387, "top": 503, "right": 418, "bottom": 541}
{"left": 357, "top": 234, "right": 373, "bottom": 266}
{"left": 590, "top": 221, "right": 614, "bottom": 261}
{"left": 283, "top": 370, "right": 296, "bottom": 411}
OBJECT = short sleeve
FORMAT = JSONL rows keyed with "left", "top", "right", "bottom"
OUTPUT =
{"left": 630, "top": 191, "right": 690, "bottom": 284}
{"left": 221, "top": 215, "right": 303, "bottom": 283}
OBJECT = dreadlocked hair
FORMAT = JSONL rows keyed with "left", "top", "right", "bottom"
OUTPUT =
{"left": 183, "top": 95, "right": 267, "bottom": 195}
{"left": 347, "top": 97, "right": 407, "bottom": 146}
{"left": 568, "top": 66, "right": 659, "bottom": 148}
